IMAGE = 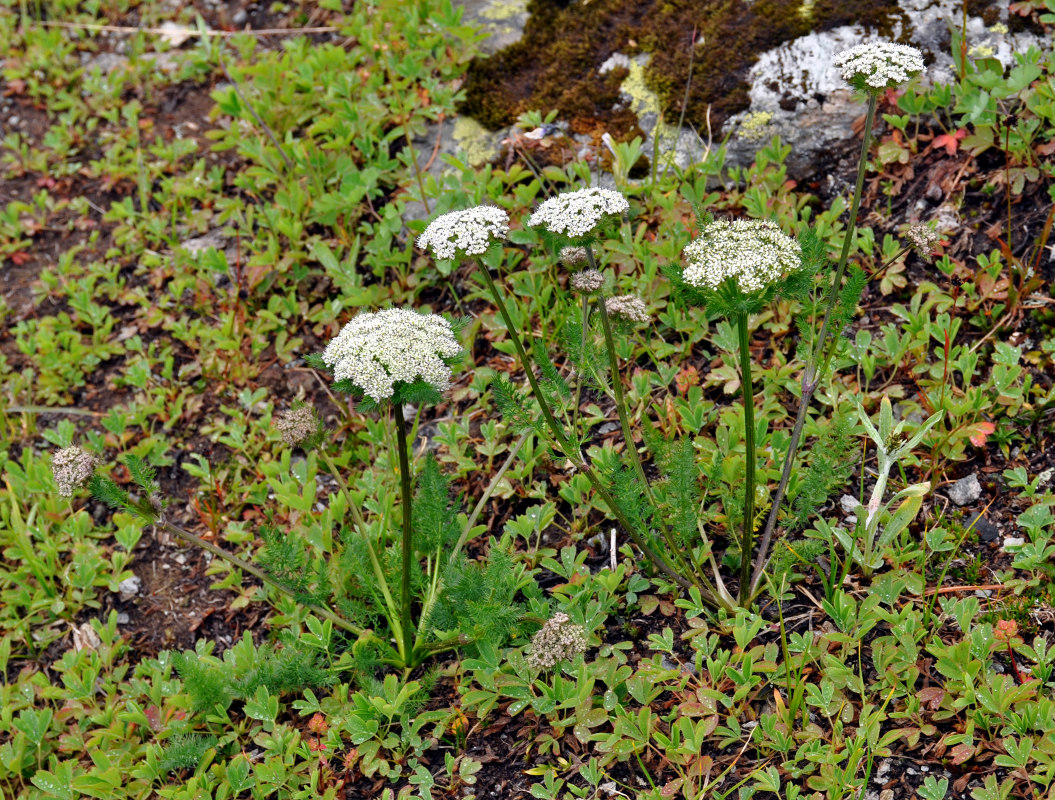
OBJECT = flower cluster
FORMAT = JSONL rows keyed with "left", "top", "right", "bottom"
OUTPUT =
{"left": 275, "top": 404, "right": 320, "bottom": 447}
{"left": 833, "top": 41, "right": 925, "bottom": 92}
{"left": 322, "top": 309, "right": 462, "bottom": 402}
{"left": 605, "top": 295, "right": 649, "bottom": 324}
{"left": 905, "top": 223, "right": 941, "bottom": 263}
{"left": 526, "top": 612, "right": 588, "bottom": 671}
{"left": 559, "top": 246, "right": 588, "bottom": 268}
{"left": 682, "top": 218, "right": 802, "bottom": 294}
{"left": 528, "top": 187, "right": 629, "bottom": 239}
{"left": 570, "top": 269, "right": 604, "bottom": 294}
{"left": 52, "top": 446, "right": 98, "bottom": 497}
{"left": 416, "top": 206, "right": 509, "bottom": 260}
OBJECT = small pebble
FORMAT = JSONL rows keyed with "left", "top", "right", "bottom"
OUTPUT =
{"left": 117, "top": 612, "right": 130, "bottom": 625}
{"left": 948, "top": 473, "right": 981, "bottom": 506}
{"left": 1002, "top": 537, "right": 1025, "bottom": 551}
{"left": 117, "top": 575, "right": 141, "bottom": 600}
{"left": 233, "top": 8, "right": 248, "bottom": 25}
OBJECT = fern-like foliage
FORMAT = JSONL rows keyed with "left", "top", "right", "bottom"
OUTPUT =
{"left": 660, "top": 438, "right": 702, "bottom": 552}
{"left": 88, "top": 474, "right": 151, "bottom": 519}
{"left": 532, "top": 338, "right": 571, "bottom": 403}
{"left": 171, "top": 650, "right": 234, "bottom": 714}
{"left": 606, "top": 459, "right": 655, "bottom": 542}
{"left": 413, "top": 454, "right": 461, "bottom": 558}
{"left": 123, "top": 453, "right": 157, "bottom": 493}
{"left": 490, "top": 375, "right": 544, "bottom": 437}
{"left": 158, "top": 733, "right": 218, "bottom": 775}
{"left": 789, "top": 410, "right": 856, "bottom": 532}
{"left": 429, "top": 537, "right": 537, "bottom": 658}
{"left": 256, "top": 522, "right": 333, "bottom": 610}
{"left": 231, "top": 636, "right": 334, "bottom": 699}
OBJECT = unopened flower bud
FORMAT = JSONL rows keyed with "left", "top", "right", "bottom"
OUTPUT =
{"left": 570, "top": 269, "right": 604, "bottom": 294}
{"left": 526, "top": 612, "right": 588, "bottom": 671}
{"left": 605, "top": 295, "right": 650, "bottom": 324}
{"left": 275, "top": 404, "right": 321, "bottom": 447}
{"left": 52, "top": 446, "right": 98, "bottom": 497}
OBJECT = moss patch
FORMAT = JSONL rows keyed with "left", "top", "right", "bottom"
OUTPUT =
{"left": 458, "top": 0, "right": 906, "bottom": 140}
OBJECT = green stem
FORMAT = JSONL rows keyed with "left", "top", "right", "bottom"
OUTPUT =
{"left": 595, "top": 292, "right": 697, "bottom": 582}
{"left": 393, "top": 402, "right": 415, "bottom": 667}
{"left": 748, "top": 91, "right": 877, "bottom": 598}
{"left": 736, "top": 311, "right": 757, "bottom": 607}
{"left": 317, "top": 450, "right": 403, "bottom": 656}
{"left": 572, "top": 293, "right": 589, "bottom": 435}
{"left": 813, "top": 92, "right": 877, "bottom": 383}
{"left": 473, "top": 258, "right": 703, "bottom": 597}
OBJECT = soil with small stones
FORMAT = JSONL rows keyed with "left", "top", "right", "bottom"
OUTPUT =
{"left": 2, "top": 2, "right": 1054, "bottom": 799}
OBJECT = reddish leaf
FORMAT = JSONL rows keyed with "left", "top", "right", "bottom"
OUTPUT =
{"left": 965, "top": 421, "right": 996, "bottom": 447}
{"left": 8, "top": 251, "right": 32, "bottom": 266}
{"left": 949, "top": 743, "right": 975, "bottom": 765}
{"left": 917, "top": 686, "right": 946, "bottom": 710}
{"left": 933, "top": 128, "right": 967, "bottom": 156}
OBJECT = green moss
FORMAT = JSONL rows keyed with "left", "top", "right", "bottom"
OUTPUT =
{"left": 458, "top": 0, "right": 907, "bottom": 142}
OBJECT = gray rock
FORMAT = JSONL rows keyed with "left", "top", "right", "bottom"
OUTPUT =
{"left": 840, "top": 494, "right": 861, "bottom": 514}
{"left": 117, "top": 612, "right": 130, "bottom": 625}
{"left": 1002, "top": 537, "right": 1025, "bottom": 551}
{"left": 966, "top": 512, "right": 1000, "bottom": 543}
{"left": 949, "top": 473, "right": 982, "bottom": 506}
{"left": 452, "top": 0, "right": 529, "bottom": 55}
{"left": 117, "top": 575, "right": 142, "bottom": 601}
{"left": 232, "top": 9, "right": 248, "bottom": 26}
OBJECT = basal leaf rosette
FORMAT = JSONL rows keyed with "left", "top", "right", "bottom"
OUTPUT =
{"left": 307, "top": 309, "right": 465, "bottom": 411}
{"left": 528, "top": 187, "right": 629, "bottom": 249}
{"left": 833, "top": 41, "right": 925, "bottom": 93}
{"left": 676, "top": 218, "right": 803, "bottom": 316}
{"left": 416, "top": 205, "right": 509, "bottom": 272}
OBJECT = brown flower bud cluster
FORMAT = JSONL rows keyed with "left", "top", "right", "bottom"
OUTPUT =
{"left": 526, "top": 612, "right": 588, "bottom": 671}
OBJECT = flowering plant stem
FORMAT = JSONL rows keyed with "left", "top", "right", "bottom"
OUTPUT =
{"left": 735, "top": 311, "right": 757, "bottom": 606}
{"left": 591, "top": 260, "right": 699, "bottom": 584}
{"left": 473, "top": 258, "right": 699, "bottom": 596}
{"left": 393, "top": 401, "right": 415, "bottom": 669}
{"left": 748, "top": 92, "right": 878, "bottom": 599}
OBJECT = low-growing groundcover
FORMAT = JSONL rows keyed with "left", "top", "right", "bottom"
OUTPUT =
{"left": 2, "top": 2, "right": 1055, "bottom": 800}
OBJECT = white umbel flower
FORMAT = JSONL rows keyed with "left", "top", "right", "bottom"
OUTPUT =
{"left": 682, "top": 219, "right": 802, "bottom": 294}
{"left": 322, "top": 309, "right": 462, "bottom": 402}
{"left": 833, "top": 41, "right": 925, "bottom": 92}
{"left": 417, "top": 206, "right": 509, "bottom": 260}
{"left": 528, "top": 187, "right": 629, "bottom": 239}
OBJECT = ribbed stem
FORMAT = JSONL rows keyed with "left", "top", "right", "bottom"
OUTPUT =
{"left": 736, "top": 312, "right": 757, "bottom": 606}
{"left": 393, "top": 402, "right": 415, "bottom": 665}
{"left": 748, "top": 91, "right": 878, "bottom": 597}
{"left": 473, "top": 259, "right": 703, "bottom": 596}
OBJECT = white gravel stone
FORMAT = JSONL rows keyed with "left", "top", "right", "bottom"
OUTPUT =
{"left": 949, "top": 473, "right": 982, "bottom": 506}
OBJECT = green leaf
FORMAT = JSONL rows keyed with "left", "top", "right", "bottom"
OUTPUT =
{"left": 342, "top": 712, "right": 379, "bottom": 745}
{"left": 31, "top": 761, "right": 76, "bottom": 800}
{"left": 225, "top": 755, "right": 256, "bottom": 793}
{"left": 244, "top": 686, "right": 279, "bottom": 723}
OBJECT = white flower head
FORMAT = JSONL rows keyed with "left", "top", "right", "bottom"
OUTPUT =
{"left": 570, "top": 269, "right": 604, "bottom": 294}
{"left": 605, "top": 295, "right": 650, "bottom": 324}
{"left": 682, "top": 218, "right": 802, "bottom": 294}
{"left": 322, "top": 309, "right": 462, "bottom": 403}
{"left": 833, "top": 41, "right": 925, "bottom": 92}
{"left": 52, "top": 446, "right": 98, "bottom": 497}
{"left": 528, "top": 187, "right": 629, "bottom": 239}
{"left": 416, "top": 205, "right": 509, "bottom": 261}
